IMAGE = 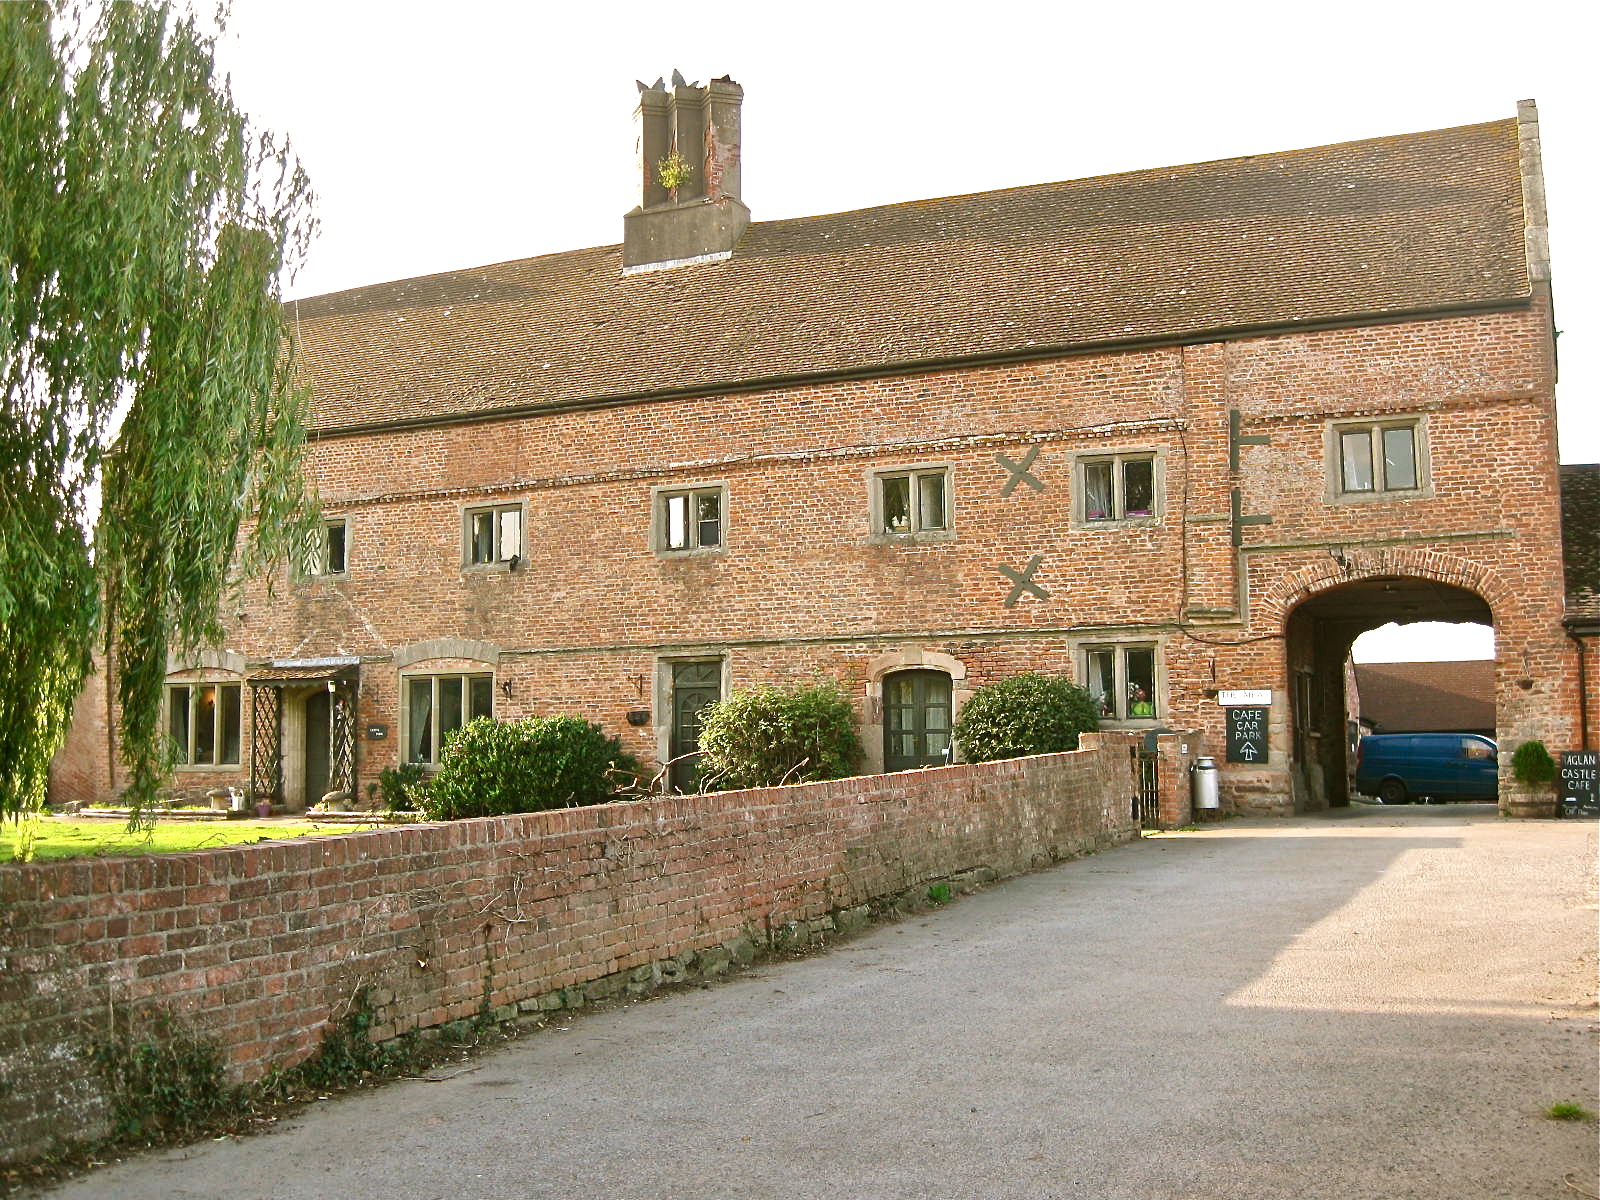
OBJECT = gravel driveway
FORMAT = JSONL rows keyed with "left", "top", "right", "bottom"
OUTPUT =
{"left": 45, "top": 804, "right": 1598, "bottom": 1199}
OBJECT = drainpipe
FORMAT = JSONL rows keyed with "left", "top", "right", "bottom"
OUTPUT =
{"left": 1565, "top": 620, "right": 1598, "bottom": 751}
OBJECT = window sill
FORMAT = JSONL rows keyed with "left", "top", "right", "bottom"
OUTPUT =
{"left": 1327, "top": 487, "right": 1431, "bottom": 505}
{"left": 172, "top": 763, "right": 243, "bottom": 772}
{"left": 654, "top": 546, "right": 727, "bottom": 559}
{"left": 1075, "top": 515, "right": 1161, "bottom": 531}
{"left": 868, "top": 530, "right": 957, "bottom": 546}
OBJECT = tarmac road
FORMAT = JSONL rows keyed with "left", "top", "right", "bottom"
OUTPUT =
{"left": 46, "top": 804, "right": 1598, "bottom": 1200}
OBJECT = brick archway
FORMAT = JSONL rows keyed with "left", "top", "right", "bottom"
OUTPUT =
{"left": 1265, "top": 546, "right": 1503, "bottom": 814}
{"left": 1257, "top": 546, "right": 1511, "bottom": 629}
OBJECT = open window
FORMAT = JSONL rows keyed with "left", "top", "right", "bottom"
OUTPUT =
{"left": 299, "top": 518, "right": 348, "bottom": 578}
{"left": 1082, "top": 643, "right": 1159, "bottom": 722}
{"left": 655, "top": 485, "right": 725, "bottom": 554}
{"left": 464, "top": 503, "right": 522, "bottom": 567}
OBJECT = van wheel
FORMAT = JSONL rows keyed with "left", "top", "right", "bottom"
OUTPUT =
{"left": 1378, "top": 779, "right": 1409, "bottom": 805}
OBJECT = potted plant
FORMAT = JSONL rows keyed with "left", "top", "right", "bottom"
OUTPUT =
{"left": 1508, "top": 738, "right": 1558, "bottom": 818}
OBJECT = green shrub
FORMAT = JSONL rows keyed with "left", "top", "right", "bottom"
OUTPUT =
{"left": 953, "top": 672, "right": 1099, "bottom": 763}
{"left": 421, "top": 716, "right": 640, "bottom": 820}
{"left": 375, "top": 761, "right": 428, "bottom": 815}
{"left": 697, "top": 679, "right": 863, "bottom": 790}
{"left": 1511, "top": 739, "right": 1557, "bottom": 787}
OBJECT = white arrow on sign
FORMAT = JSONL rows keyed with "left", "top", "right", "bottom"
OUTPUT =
{"left": 1237, "top": 742, "right": 1259, "bottom": 761}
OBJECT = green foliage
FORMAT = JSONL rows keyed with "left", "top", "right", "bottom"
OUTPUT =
{"left": 953, "top": 672, "right": 1100, "bottom": 764}
{"left": 376, "top": 762, "right": 429, "bottom": 815}
{"left": 1546, "top": 1102, "right": 1595, "bottom": 1122}
{"left": 656, "top": 150, "right": 692, "bottom": 191}
{"left": 0, "top": 1, "right": 318, "bottom": 822}
{"left": 90, "top": 1008, "right": 236, "bottom": 1140}
{"left": 421, "top": 716, "right": 639, "bottom": 820}
{"left": 696, "top": 679, "right": 863, "bottom": 790}
{"left": 1511, "top": 739, "right": 1557, "bottom": 787}
{"left": 926, "top": 882, "right": 952, "bottom": 905}
{"left": 274, "top": 990, "right": 422, "bottom": 1095}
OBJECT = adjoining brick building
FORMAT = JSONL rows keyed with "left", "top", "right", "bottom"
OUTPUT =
{"left": 50, "top": 85, "right": 1575, "bottom": 816}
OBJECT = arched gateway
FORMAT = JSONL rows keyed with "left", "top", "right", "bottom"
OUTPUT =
{"left": 1267, "top": 548, "right": 1515, "bottom": 813}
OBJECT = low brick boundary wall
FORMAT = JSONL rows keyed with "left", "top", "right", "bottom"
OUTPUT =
{"left": 1, "top": 734, "right": 1146, "bottom": 1161}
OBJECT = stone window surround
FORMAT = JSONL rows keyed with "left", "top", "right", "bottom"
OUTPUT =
{"left": 650, "top": 481, "right": 728, "bottom": 556}
{"left": 296, "top": 516, "right": 350, "bottom": 581}
{"left": 867, "top": 462, "right": 956, "bottom": 544}
{"left": 461, "top": 499, "right": 526, "bottom": 570}
{"left": 1070, "top": 446, "right": 1164, "bottom": 530}
{"left": 1324, "top": 414, "right": 1432, "bottom": 503}
{"left": 395, "top": 639, "right": 502, "bottom": 767}
{"left": 164, "top": 676, "right": 244, "bottom": 769}
{"left": 1071, "top": 636, "right": 1165, "bottom": 726}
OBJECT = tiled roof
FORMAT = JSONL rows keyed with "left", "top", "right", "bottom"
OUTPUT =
{"left": 1561, "top": 464, "right": 1600, "bottom": 622}
{"left": 1354, "top": 660, "right": 1496, "bottom": 734}
{"left": 289, "top": 118, "right": 1531, "bottom": 433}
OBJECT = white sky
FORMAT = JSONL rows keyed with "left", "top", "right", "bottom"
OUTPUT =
{"left": 211, "top": 0, "right": 1592, "bottom": 662}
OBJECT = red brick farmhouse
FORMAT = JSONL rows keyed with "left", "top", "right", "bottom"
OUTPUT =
{"left": 51, "top": 87, "right": 1582, "bottom": 816}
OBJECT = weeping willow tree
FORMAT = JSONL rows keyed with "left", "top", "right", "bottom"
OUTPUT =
{"left": 0, "top": 1, "right": 319, "bottom": 825}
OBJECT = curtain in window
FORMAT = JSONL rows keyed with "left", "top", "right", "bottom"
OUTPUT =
{"left": 881, "top": 476, "right": 911, "bottom": 532}
{"left": 408, "top": 678, "right": 434, "bottom": 762}
{"left": 1084, "top": 461, "right": 1113, "bottom": 520}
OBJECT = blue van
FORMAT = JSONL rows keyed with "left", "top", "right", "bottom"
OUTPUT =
{"left": 1354, "top": 733, "right": 1498, "bottom": 804}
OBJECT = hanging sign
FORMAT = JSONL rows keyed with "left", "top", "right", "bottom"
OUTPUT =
{"left": 1225, "top": 707, "right": 1269, "bottom": 764}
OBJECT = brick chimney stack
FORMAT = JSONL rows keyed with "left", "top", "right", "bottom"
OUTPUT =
{"left": 623, "top": 73, "right": 749, "bottom": 273}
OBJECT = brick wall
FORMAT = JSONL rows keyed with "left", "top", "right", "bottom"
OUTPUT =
{"left": 1, "top": 737, "right": 1146, "bottom": 1162}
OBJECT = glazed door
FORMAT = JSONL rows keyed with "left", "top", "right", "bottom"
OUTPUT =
{"left": 883, "top": 670, "right": 953, "bottom": 771}
{"left": 668, "top": 661, "right": 722, "bottom": 792}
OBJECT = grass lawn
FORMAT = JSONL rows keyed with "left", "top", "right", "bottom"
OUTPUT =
{"left": 2, "top": 816, "right": 385, "bottom": 862}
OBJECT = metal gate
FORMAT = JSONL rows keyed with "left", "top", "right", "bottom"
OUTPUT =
{"left": 1134, "top": 746, "right": 1160, "bottom": 827}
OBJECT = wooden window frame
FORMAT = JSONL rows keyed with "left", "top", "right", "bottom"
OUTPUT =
{"left": 1073, "top": 450, "right": 1162, "bottom": 528}
{"left": 869, "top": 464, "right": 955, "bottom": 543}
{"left": 462, "top": 502, "right": 525, "bottom": 569}
{"left": 400, "top": 672, "right": 495, "bottom": 765}
{"left": 1326, "top": 417, "right": 1430, "bottom": 502}
{"left": 652, "top": 483, "right": 727, "bottom": 555}
{"left": 165, "top": 681, "right": 244, "bottom": 768}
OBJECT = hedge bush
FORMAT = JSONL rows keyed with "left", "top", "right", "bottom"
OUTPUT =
{"left": 697, "top": 679, "right": 863, "bottom": 790}
{"left": 953, "top": 672, "right": 1099, "bottom": 763}
{"left": 421, "top": 716, "right": 641, "bottom": 820}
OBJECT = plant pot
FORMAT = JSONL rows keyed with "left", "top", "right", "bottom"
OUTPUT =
{"left": 256, "top": 801, "right": 272, "bottom": 818}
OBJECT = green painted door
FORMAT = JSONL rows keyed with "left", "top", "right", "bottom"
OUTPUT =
{"left": 669, "top": 661, "right": 722, "bottom": 792}
{"left": 883, "top": 670, "right": 953, "bottom": 772}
